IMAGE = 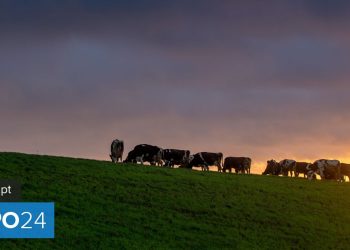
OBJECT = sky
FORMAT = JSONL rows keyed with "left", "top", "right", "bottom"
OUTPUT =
{"left": 1, "top": 0, "right": 350, "bottom": 173}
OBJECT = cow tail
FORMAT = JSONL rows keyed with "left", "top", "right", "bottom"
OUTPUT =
{"left": 221, "top": 153, "right": 224, "bottom": 172}
{"left": 248, "top": 158, "right": 252, "bottom": 174}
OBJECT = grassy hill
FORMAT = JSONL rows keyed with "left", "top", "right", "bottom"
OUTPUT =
{"left": 0, "top": 152, "right": 349, "bottom": 249}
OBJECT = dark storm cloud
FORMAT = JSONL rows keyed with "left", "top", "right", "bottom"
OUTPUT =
{"left": 1, "top": 0, "right": 350, "bottom": 172}
{"left": 304, "top": 0, "right": 350, "bottom": 19}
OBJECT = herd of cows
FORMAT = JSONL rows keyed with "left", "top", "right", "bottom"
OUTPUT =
{"left": 109, "top": 139, "right": 350, "bottom": 182}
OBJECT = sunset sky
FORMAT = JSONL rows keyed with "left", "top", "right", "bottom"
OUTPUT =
{"left": 1, "top": 0, "right": 350, "bottom": 173}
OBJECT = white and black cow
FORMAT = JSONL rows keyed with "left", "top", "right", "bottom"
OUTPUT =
{"left": 340, "top": 163, "right": 350, "bottom": 182}
{"left": 293, "top": 162, "right": 311, "bottom": 178}
{"left": 223, "top": 157, "right": 251, "bottom": 174}
{"left": 162, "top": 149, "right": 190, "bottom": 168}
{"left": 279, "top": 159, "right": 296, "bottom": 177}
{"left": 307, "top": 159, "right": 341, "bottom": 181}
{"left": 110, "top": 139, "right": 124, "bottom": 163}
{"left": 183, "top": 152, "right": 223, "bottom": 172}
{"left": 126, "top": 144, "right": 163, "bottom": 166}
{"left": 262, "top": 160, "right": 281, "bottom": 175}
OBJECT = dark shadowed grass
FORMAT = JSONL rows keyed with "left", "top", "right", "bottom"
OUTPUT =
{"left": 0, "top": 152, "right": 349, "bottom": 249}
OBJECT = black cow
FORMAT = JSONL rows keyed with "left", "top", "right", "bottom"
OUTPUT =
{"left": 162, "top": 149, "right": 190, "bottom": 167}
{"left": 341, "top": 163, "right": 350, "bottom": 182}
{"left": 123, "top": 149, "right": 144, "bottom": 164}
{"left": 183, "top": 152, "right": 223, "bottom": 172}
{"left": 223, "top": 157, "right": 251, "bottom": 174}
{"left": 127, "top": 144, "right": 163, "bottom": 166}
{"left": 262, "top": 160, "right": 281, "bottom": 175}
{"left": 293, "top": 162, "right": 311, "bottom": 178}
{"left": 110, "top": 139, "right": 124, "bottom": 163}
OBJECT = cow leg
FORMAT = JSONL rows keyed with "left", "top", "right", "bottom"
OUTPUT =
{"left": 319, "top": 169, "right": 325, "bottom": 180}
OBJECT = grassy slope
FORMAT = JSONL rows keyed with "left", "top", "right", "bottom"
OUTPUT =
{"left": 0, "top": 152, "right": 349, "bottom": 249}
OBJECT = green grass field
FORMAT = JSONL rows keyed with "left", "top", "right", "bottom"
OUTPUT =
{"left": 0, "top": 152, "right": 349, "bottom": 249}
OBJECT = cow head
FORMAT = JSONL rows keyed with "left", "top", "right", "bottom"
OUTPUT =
{"left": 263, "top": 160, "right": 279, "bottom": 175}
{"left": 123, "top": 156, "right": 131, "bottom": 163}
{"left": 180, "top": 155, "right": 194, "bottom": 169}
{"left": 307, "top": 172, "right": 317, "bottom": 180}
{"left": 110, "top": 154, "right": 117, "bottom": 163}
{"left": 306, "top": 163, "right": 317, "bottom": 180}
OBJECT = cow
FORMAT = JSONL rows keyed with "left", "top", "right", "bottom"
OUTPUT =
{"left": 182, "top": 152, "right": 223, "bottom": 172}
{"left": 123, "top": 149, "right": 144, "bottom": 164}
{"left": 340, "top": 163, "right": 350, "bottom": 182}
{"left": 293, "top": 162, "right": 311, "bottom": 178}
{"left": 223, "top": 157, "right": 251, "bottom": 174}
{"left": 129, "top": 144, "right": 163, "bottom": 166}
{"left": 110, "top": 139, "right": 124, "bottom": 163}
{"left": 162, "top": 149, "right": 190, "bottom": 168}
{"left": 279, "top": 159, "right": 296, "bottom": 177}
{"left": 307, "top": 159, "right": 341, "bottom": 181}
{"left": 262, "top": 160, "right": 281, "bottom": 175}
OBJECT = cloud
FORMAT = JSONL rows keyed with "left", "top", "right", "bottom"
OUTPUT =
{"left": 1, "top": 1, "right": 350, "bottom": 173}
